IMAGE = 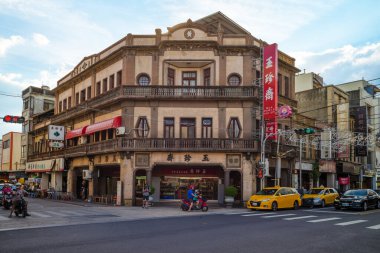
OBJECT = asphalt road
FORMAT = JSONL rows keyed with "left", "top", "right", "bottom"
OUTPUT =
{"left": 1, "top": 207, "right": 379, "bottom": 253}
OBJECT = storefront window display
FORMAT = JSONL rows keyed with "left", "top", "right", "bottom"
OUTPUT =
{"left": 160, "top": 177, "right": 218, "bottom": 200}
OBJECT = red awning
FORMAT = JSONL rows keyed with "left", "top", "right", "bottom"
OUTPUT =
{"left": 65, "top": 126, "right": 87, "bottom": 140}
{"left": 85, "top": 116, "right": 122, "bottom": 135}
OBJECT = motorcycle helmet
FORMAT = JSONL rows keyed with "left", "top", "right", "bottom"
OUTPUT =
{"left": 15, "top": 182, "right": 22, "bottom": 187}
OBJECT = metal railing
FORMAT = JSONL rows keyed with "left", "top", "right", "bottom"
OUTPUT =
{"left": 27, "top": 137, "right": 258, "bottom": 161}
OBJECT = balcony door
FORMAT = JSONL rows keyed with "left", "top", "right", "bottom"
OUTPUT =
{"left": 180, "top": 118, "right": 196, "bottom": 148}
{"left": 182, "top": 71, "right": 197, "bottom": 86}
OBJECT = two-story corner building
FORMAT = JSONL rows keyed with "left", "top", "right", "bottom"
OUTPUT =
{"left": 27, "top": 12, "right": 299, "bottom": 206}
{"left": 1, "top": 132, "right": 23, "bottom": 181}
{"left": 295, "top": 72, "right": 359, "bottom": 191}
{"left": 22, "top": 86, "right": 55, "bottom": 171}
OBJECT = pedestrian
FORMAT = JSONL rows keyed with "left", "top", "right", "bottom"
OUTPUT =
{"left": 81, "top": 181, "right": 87, "bottom": 201}
{"left": 142, "top": 184, "right": 150, "bottom": 208}
{"left": 187, "top": 184, "right": 195, "bottom": 212}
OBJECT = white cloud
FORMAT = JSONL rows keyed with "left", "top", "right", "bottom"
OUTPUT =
{"left": 32, "top": 33, "right": 49, "bottom": 46}
{"left": 0, "top": 63, "right": 71, "bottom": 89}
{"left": 292, "top": 42, "right": 380, "bottom": 84}
{"left": 158, "top": 0, "right": 342, "bottom": 43}
{"left": 0, "top": 35, "right": 24, "bottom": 56}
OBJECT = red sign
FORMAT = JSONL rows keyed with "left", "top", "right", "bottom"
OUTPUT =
{"left": 263, "top": 44, "right": 278, "bottom": 141}
{"left": 265, "top": 121, "right": 277, "bottom": 140}
{"left": 257, "top": 168, "right": 263, "bottom": 179}
{"left": 263, "top": 44, "right": 278, "bottom": 120}
{"left": 338, "top": 177, "right": 350, "bottom": 185}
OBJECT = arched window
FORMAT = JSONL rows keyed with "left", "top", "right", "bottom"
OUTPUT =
{"left": 137, "top": 73, "right": 150, "bottom": 86}
{"left": 228, "top": 73, "right": 241, "bottom": 86}
{"left": 136, "top": 117, "right": 150, "bottom": 137}
{"left": 227, "top": 117, "right": 242, "bottom": 138}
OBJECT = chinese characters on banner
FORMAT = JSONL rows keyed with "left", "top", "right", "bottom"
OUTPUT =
{"left": 263, "top": 44, "right": 278, "bottom": 140}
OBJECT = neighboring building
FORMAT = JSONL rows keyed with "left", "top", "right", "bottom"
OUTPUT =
{"left": 296, "top": 72, "right": 357, "bottom": 191}
{"left": 1, "top": 132, "right": 23, "bottom": 181}
{"left": 21, "top": 86, "right": 55, "bottom": 171}
{"left": 28, "top": 12, "right": 299, "bottom": 205}
{"left": 295, "top": 72, "right": 324, "bottom": 93}
{"left": 26, "top": 109, "right": 61, "bottom": 191}
{"left": 336, "top": 79, "right": 379, "bottom": 190}
{"left": 292, "top": 114, "right": 321, "bottom": 189}
{"left": 0, "top": 139, "right": 5, "bottom": 182}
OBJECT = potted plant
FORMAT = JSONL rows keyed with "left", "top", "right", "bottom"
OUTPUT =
{"left": 225, "top": 186, "right": 238, "bottom": 207}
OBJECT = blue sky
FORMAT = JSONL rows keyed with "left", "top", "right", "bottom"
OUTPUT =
{"left": 0, "top": 0, "right": 380, "bottom": 137}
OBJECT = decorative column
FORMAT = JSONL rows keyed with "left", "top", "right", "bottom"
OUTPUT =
{"left": 87, "top": 158, "right": 95, "bottom": 201}
{"left": 224, "top": 170, "right": 230, "bottom": 188}
{"left": 146, "top": 170, "right": 152, "bottom": 186}
{"left": 120, "top": 152, "right": 134, "bottom": 206}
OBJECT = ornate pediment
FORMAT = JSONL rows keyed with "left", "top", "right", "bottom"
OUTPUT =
{"left": 167, "top": 18, "right": 208, "bottom": 35}
{"left": 70, "top": 54, "right": 100, "bottom": 78}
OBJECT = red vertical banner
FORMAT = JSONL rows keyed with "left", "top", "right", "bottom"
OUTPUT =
{"left": 263, "top": 43, "right": 278, "bottom": 140}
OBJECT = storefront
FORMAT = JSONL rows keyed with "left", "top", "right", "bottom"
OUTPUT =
{"left": 336, "top": 162, "right": 360, "bottom": 191}
{"left": 295, "top": 162, "right": 313, "bottom": 189}
{"left": 319, "top": 160, "right": 336, "bottom": 188}
{"left": 151, "top": 165, "right": 225, "bottom": 202}
{"left": 26, "top": 158, "right": 65, "bottom": 190}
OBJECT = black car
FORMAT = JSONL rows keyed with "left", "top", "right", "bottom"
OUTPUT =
{"left": 334, "top": 189, "right": 380, "bottom": 211}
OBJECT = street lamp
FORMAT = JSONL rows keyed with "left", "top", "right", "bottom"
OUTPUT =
{"left": 260, "top": 131, "right": 278, "bottom": 190}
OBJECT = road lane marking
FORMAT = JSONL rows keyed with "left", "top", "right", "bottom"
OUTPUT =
{"left": 283, "top": 215, "right": 317, "bottom": 220}
{"left": 366, "top": 224, "right": 380, "bottom": 230}
{"left": 44, "top": 211, "right": 68, "bottom": 217}
{"left": 335, "top": 220, "right": 368, "bottom": 226}
{"left": 262, "top": 214, "right": 296, "bottom": 218}
{"left": 242, "top": 212, "right": 272, "bottom": 217}
{"left": 307, "top": 217, "right": 341, "bottom": 223}
{"left": 303, "top": 210, "right": 359, "bottom": 215}
{"left": 60, "top": 210, "right": 84, "bottom": 216}
{"left": 29, "top": 212, "right": 52, "bottom": 218}
{"left": 0, "top": 215, "right": 10, "bottom": 220}
{"left": 225, "top": 212, "right": 256, "bottom": 215}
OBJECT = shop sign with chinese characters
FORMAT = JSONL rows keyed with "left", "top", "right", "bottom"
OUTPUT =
{"left": 263, "top": 43, "right": 278, "bottom": 140}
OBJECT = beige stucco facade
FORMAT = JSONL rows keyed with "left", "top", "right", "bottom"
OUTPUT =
{"left": 29, "top": 12, "right": 299, "bottom": 206}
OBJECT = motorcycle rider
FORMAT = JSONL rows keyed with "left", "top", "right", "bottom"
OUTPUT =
{"left": 187, "top": 185, "right": 195, "bottom": 212}
{"left": 9, "top": 183, "right": 31, "bottom": 217}
{"left": 2, "top": 183, "right": 13, "bottom": 206}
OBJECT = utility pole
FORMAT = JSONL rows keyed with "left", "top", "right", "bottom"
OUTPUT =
{"left": 299, "top": 137, "right": 303, "bottom": 190}
{"left": 275, "top": 130, "right": 281, "bottom": 186}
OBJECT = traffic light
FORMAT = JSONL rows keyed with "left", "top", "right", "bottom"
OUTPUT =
{"left": 294, "top": 128, "right": 315, "bottom": 135}
{"left": 2, "top": 115, "right": 25, "bottom": 124}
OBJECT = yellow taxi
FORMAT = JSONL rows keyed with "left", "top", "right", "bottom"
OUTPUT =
{"left": 247, "top": 186, "right": 301, "bottom": 211}
{"left": 302, "top": 187, "right": 339, "bottom": 208}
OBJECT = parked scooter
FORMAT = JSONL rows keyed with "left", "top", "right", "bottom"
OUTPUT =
{"left": 181, "top": 196, "right": 208, "bottom": 212}
{"left": 2, "top": 192, "right": 13, "bottom": 210}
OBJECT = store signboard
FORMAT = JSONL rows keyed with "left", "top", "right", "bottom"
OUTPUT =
{"left": 26, "top": 158, "right": 64, "bottom": 173}
{"left": 263, "top": 43, "right": 278, "bottom": 141}
{"left": 48, "top": 125, "right": 65, "bottom": 141}
{"left": 319, "top": 160, "right": 336, "bottom": 173}
{"left": 153, "top": 167, "right": 221, "bottom": 177}
{"left": 338, "top": 177, "right": 350, "bottom": 185}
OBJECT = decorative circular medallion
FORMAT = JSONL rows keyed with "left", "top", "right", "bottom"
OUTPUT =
{"left": 184, "top": 29, "right": 195, "bottom": 40}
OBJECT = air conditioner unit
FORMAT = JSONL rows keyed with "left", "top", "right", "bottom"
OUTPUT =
{"left": 116, "top": 127, "right": 126, "bottom": 136}
{"left": 78, "top": 136, "right": 87, "bottom": 145}
{"left": 83, "top": 170, "right": 92, "bottom": 179}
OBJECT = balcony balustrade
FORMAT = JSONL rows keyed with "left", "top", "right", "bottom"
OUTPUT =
{"left": 27, "top": 138, "right": 258, "bottom": 161}
{"left": 52, "top": 85, "right": 257, "bottom": 123}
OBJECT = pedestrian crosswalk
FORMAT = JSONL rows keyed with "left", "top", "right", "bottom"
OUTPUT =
{"left": 0, "top": 209, "right": 111, "bottom": 221}
{"left": 223, "top": 211, "right": 380, "bottom": 230}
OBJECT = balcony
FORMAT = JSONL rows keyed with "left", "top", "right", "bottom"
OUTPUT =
{"left": 27, "top": 138, "right": 258, "bottom": 161}
{"left": 52, "top": 85, "right": 257, "bottom": 123}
